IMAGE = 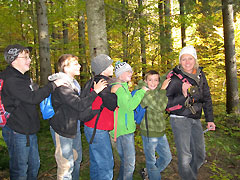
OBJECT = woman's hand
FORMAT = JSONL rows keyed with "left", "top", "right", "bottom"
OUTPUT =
{"left": 207, "top": 122, "right": 216, "bottom": 131}
{"left": 93, "top": 79, "right": 108, "bottom": 94}
{"left": 182, "top": 82, "right": 192, "bottom": 97}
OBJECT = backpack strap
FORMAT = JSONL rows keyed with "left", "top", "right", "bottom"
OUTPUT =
{"left": 89, "top": 104, "right": 104, "bottom": 144}
{"left": 144, "top": 106, "right": 149, "bottom": 141}
{"left": 114, "top": 107, "right": 119, "bottom": 142}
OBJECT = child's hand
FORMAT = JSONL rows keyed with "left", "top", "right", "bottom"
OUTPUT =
{"left": 142, "top": 86, "right": 149, "bottom": 92}
{"left": 93, "top": 79, "right": 108, "bottom": 94}
{"left": 111, "top": 84, "right": 122, "bottom": 93}
{"left": 161, "top": 78, "right": 171, "bottom": 90}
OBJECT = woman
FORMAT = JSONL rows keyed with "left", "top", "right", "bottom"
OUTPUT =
{"left": 166, "top": 45, "right": 216, "bottom": 180}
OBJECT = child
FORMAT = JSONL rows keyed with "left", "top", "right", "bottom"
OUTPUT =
{"left": 83, "top": 54, "right": 118, "bottom": 180}
{"left": 110, "top": 61, "right": 148, "bottom": 180}
{"left": 137, "top": 70, "right": 172, "bottom": 180}
{"left": 2, "top": 44, "right": 66, "bottom": 179}
{"left": 49, "top": 54, "right": 107, "bottom": 180}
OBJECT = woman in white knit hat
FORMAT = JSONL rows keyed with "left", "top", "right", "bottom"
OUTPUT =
{"left": 166, "top": 45, "right": 216, "bottom": 180}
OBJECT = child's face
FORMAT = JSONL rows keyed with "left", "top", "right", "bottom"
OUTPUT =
{"left": 145, "top": 74, "right": 159, "bottom": 90}
{"left": 65, "top": 59, "right": 81, "bottom": 77}
{"left": 12, "top": 51, "right": 31, "bottom": 74}
{"left": 119, "top": 71, "right": 133, "bottom": 82}
{"left": 101, "top": 64, "right": 114, "bottom": 77}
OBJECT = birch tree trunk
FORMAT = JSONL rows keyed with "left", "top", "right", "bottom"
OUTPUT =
{"left": 222, "top": 0, "right": 240, "bottom": 114}
{"left": 36, "top": 0, "right": 52, "bottom": 85}
{"left": 86, "top": 0, "right": 109, "bottom": 59}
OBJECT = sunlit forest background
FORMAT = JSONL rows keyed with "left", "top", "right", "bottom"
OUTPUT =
{"left": 0, "top": 0, "right": 239, "bottom": 179}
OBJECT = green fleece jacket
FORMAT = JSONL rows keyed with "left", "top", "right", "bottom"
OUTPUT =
{"left": 110, "top": 82, "right": 146, "bottom": 138}
{"left": 136, "top": 77, "right": 168, "bottom": 137}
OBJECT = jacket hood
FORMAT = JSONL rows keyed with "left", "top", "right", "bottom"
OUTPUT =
{"left": 48, "top": 72, "right": 78, "bottom": 91}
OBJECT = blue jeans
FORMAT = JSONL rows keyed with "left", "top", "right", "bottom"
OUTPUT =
{"left": 170, "top": 116, "right": 205, "bottom": 180}
{"left": 141, "top": 134, "right": 172, "bottom": 180}
{"left": 50, "top": 122, "right": 82, "bottom": 180}
{"left": 2, "top": 125, "right": 40, "bottom": 180}
{"left": 116, "top": 133, "right": 135, "bottom": 180}
{"left": 84, "top": 125, "right": 114, "bottom": 180}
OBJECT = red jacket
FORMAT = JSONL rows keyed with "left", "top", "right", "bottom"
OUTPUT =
{"left": 84, "top": 75, "right": 117, "bottom": 130}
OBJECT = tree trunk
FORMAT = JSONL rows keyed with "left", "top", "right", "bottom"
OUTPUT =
{"left": 222, "top": 0, "right": 240, "bottom": 114}
{"left": 179, "top": 0, "right": 186, "bottom": 47}
{"left": 158, "top": 0, "right": 165, "bottom": 67}
{"left": 30, "top": 0, "right": 39, "bottom": 84}
{"left": 121, "top": 0, "right": 128, "bottom": 62}
{"left": 164, "top": 0, "right": 172, "bottom": 52}
{"left": 63, "top": 22, "right": 69, "bottom": 46}
{"left": 77, "top": 11, "right": 88, "bottom": 85}
{"left": 36, "top": 0, "right": 52, "bottom": 85}
{"left": 86, "top": 0, "right": 109, "bottom": 59}
{"left": 138, "top": 0, "right": 146, "bottom": 77}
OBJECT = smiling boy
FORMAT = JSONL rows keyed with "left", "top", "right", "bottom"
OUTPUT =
{"left": 136, "top": 70, "right": 172, "bottom": 180}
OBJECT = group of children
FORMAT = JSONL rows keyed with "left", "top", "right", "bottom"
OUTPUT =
{"left": 1, "top": 44, "right": 172, "bottom": 180}
{"left": 48, "top": 53, "right": 172, "bottom": 180}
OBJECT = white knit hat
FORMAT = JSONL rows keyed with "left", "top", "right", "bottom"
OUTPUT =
{"left": 179, "top": 45, "right": 197, "bottom": 62}
{"left": 114, "top": 61, "right": 133, "bottom": 78}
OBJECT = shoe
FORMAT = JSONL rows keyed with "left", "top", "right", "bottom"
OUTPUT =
{"left": 140, "top": 168, "right": 149, "bottom": 180}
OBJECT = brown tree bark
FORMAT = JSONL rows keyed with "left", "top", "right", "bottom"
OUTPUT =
{"left": 138, "top": 0, "right": 146, "bottom": 77}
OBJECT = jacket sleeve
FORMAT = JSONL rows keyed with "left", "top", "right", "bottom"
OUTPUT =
{"left": 54, "top": 86, "right": 98, "bottom": 112}
{"left": 116, "top": 86, "right": 146, "bottom": 111}
{"left": 4, "top": 77, "right": 54, "bottom": 104}
{"left": 201, "top": 71, "right": 214, "bottom": 122}
{"left": 98, "top": 85, "right": 118, "bottom": 111}
{"left": 166, "top": 77, "right": 186, "bottom": 108}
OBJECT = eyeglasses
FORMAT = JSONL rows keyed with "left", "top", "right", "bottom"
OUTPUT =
{"left": 17, "top": 56, "right": 31, "bottom": 60}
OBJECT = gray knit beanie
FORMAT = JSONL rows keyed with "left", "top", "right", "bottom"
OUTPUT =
{"left": 91, "top": 54, "right": 113, "bottom": 75}
{"left": 114, "top": 61, "right": 133, "bottom": 78}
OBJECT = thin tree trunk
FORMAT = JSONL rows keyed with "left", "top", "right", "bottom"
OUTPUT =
{"left": 86, "top": 0, "right": 109, "bottom": 59}
{"left": 138, "top": 0, "right": 146, "bottom": 77}
{"left": 164, "top": 0, "right": 172, "bottom": 52}
{"left": 222, "top": 0, "right": 239, "bottom": 114}
{"left": 121, "top": 0, "right": 128, "bottom": 62}
{"left": 158, "top": 0, "right": 165, "bottom": 69}
{"left": 77, "top": 11, "right": 88, "bottom": 85}
{"left": 36, "top": 0, "right": 52, "bottom": 85}
{"left": 179, "top": 0, "right": 186, "bottom": 47}
{"left": 30, "top": 0, "right": 39, "bottom": 84}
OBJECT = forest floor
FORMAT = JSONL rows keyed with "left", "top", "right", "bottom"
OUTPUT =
{"left": 0, "top": 107, "right": 240, "bottom": 180}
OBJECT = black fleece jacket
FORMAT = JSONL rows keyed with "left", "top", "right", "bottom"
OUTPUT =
{"left": 50, "top": 80, "right": 98, "bottom": 138}
{"left": 2, "top": 66, "right": 56, "bottom": 135}
{"left": 166, "top": 66, "right": 214, "bottom": 122}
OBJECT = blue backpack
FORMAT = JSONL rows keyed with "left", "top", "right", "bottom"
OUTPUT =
{"left": 131, "top": 90, "right": 146, "bottom": 124}
{"left": 40, "top": 94, "right": 55, "bottom": 120}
